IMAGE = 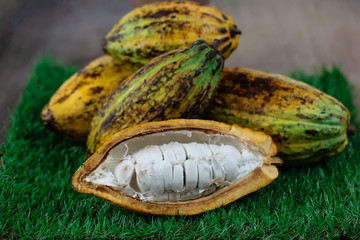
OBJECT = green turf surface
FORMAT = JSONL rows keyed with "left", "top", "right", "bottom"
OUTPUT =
{"left": 1, "top": 57, "right": 359, "bottom": 239}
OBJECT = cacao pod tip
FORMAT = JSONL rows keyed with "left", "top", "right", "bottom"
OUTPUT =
{"left": 266, "top": 156, "right": 283, "bottom": 166}
{"left": 41, "top": 108, "right": 56, "bottom": 131}
{"left": 230, "top": 26, "right": 241, "bottom": 38}
{"left": 347, "top": 124, "right": 356, "bottom": 136}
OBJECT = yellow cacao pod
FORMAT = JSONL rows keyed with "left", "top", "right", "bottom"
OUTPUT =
{"left": 102, "top": 0, "right": 241, "bottom": 66}
{"left": 41, "top": 55, "right": 138, "bottom": 142}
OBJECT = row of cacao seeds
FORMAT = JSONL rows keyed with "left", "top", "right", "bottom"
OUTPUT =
{"left": 41, "top": 1, "right": 354, "bottom": 215}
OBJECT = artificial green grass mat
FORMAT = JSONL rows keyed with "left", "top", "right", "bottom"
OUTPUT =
{"left": 1, "top": 57, "right": 359, "bottom": 239}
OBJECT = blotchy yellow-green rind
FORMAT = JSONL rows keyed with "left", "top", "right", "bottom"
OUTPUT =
{"left": 87, "top": 40, "right": 224, "bottom": 156}
{"left": 41, "top": 55, "right": 138, "bottom": 142}
{"left": 102, "top": 1, "right": 240, "bottom": 66}
{"left": 205, "top": 67, "right": 351, "bottom": 165}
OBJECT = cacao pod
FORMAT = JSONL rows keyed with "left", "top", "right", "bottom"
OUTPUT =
{"left": 205, "top": 67, "right": 354, "bottom": 165}
{"left": 72, "top": 119, "right": 279, "bottom": 215}
{"left": 41, "top": 55, "right": 138, "bottom": 142}
{"left": 86, "top": 40, "right": 224, "bottom": 156}
{"left": 102, "top": 0, "right": 240, "bottom": 66}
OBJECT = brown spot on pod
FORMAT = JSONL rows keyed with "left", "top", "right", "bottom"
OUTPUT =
{"left": 305, "top": 129, "right": 319, "bottom": 136}
{"left": 90, "top": 86, "right": 104, "bottom": 95}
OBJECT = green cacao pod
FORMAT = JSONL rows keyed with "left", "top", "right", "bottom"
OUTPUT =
{"left": 86, "top": 40, "right": 224, "bottom": 156}
{"left": 102, "top": 0, "right": 240, "bottom": 66}
{"left": 204, "top": 67, "right": 354, "bottom": 165}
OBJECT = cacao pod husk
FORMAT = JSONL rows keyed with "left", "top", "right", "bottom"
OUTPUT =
{"left": 86, "top": 40, "right": 224, "bottom": 156}
{"left": 102, "top": 0, "right": 240, "bottom": 66}
{"left": 41, "top": 55, "right": 138, "bottom": 142}
{"left": 72, "top": 119, "right": 279, "bottom": 215}
{"left": 205, "top": 67, "right": 354, "bottom": 165}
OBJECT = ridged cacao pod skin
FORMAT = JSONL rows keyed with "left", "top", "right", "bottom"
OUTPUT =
{"left": 41, "top": 55, "right": 138, "bottom": 142}
{"left": 72, "top": 119, "right": 279, "bottom": 216}
{"left": 205, "top": 67, "right": 352, "bottom": 165}
{"left": 102, "top": 1, "right": 240, "bottom": 67}
{"left": 86, "top": 40, "right": 224, "bottom": 156}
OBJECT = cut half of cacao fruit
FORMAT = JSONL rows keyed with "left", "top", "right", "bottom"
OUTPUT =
{"left": 72, "top": 119, "right": 279, "bottom": 216}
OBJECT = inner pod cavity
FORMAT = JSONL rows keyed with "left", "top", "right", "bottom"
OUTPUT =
{"left": 85, "top": 130, "right": 264, "bottom": 202}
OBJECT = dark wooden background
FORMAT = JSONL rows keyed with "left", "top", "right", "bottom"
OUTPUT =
{"left": 0, "top": 0, "right": 359, "bottom": 142}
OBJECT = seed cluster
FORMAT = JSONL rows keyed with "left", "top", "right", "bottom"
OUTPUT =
{"left": 87, "top": 142, "right": 263, "bottom": 202}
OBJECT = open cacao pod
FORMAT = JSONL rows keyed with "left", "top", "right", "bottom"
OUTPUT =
{"left": 72, "top": 119, "right": 280, "bottom": 215}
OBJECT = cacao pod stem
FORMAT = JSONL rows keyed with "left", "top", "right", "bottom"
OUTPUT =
{"left": 347, "top": 124, "right": 356, "bottom": 136}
